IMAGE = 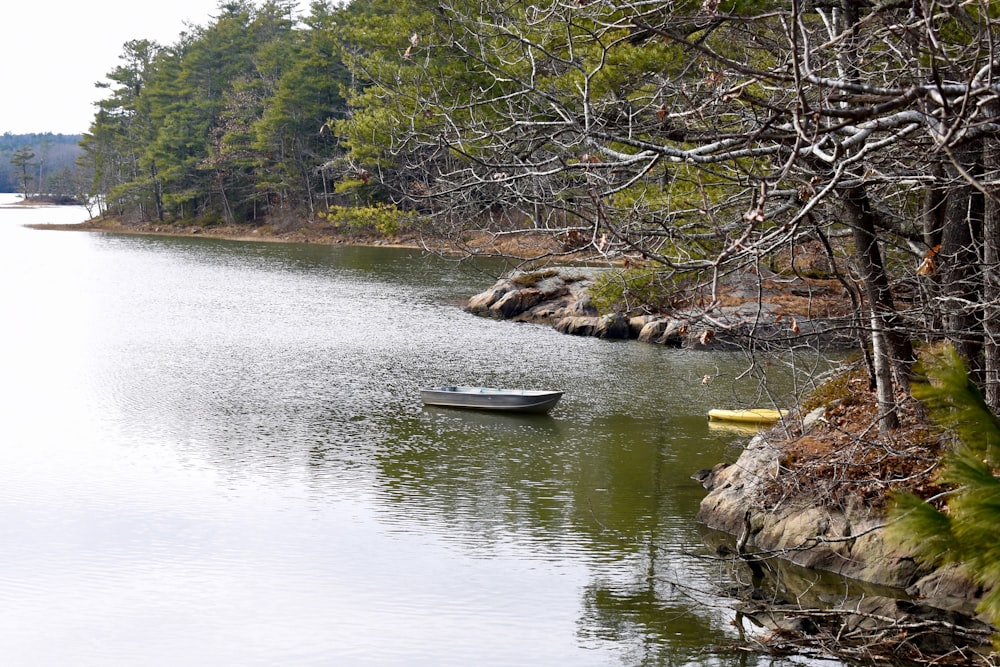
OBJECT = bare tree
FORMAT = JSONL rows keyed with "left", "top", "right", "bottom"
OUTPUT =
{"left": 341, "top": 0, "right": 1000, "bottom": 418}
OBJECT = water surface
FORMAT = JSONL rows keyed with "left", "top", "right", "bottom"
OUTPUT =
{"left": 0, "top": 194, "right": 835, "bottom": 666}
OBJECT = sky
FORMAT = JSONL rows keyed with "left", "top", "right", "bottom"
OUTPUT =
{"left": 1, "top": 1, "right": 301, "bottom": 136}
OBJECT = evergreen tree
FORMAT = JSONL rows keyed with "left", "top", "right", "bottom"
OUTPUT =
{"left": 890, "top": 344, "right": 1000, "bottom": 637}
{"left": 10, "top": 146, "right": 35, "bottom": 199}
{"left": 252, "top": 2, "right": 346, "bottom": 214}
{"left": 85, "top": 0, "right": 351, "bottom": 223}
{"left": 85, "top": 39, "right": 161, "bottom": 218}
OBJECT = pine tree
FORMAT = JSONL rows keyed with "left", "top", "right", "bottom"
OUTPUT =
{"left": 889, "top": 344, "right": 1000, "bottom": 638}
{"left": 10, "top": 146, "right": 35, "bottom": 199}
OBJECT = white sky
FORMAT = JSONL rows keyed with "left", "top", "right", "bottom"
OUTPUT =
{"left": 1, "top": 1, "right": 302, "bottom": 136}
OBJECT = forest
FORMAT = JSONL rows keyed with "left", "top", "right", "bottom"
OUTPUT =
{"left": 80, "top": 0, "right": 1000, "bottom": 641}
{"left": 0, "top": 133, "right": 85, "bottom": 197}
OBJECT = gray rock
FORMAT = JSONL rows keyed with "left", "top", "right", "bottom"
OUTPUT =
{"left": 802, "top": 407, "right": 826, "bottom": 431}
{"left": 654, "top": 319, "right": 687, "bottom": 346}
{"left": 637, "top": 318, "right": 668, "bottom": 343}
{"left": 594, "top": 313, "right": 630, "bottom": 339}
{"left": 568, "top": 294, "right": 598, "bottom": 316}
{"left": 629, "top": 315, "right": 657, "bottom": 339}
{"left": 466, "top": 283, "right": 512, "bottom": 315}
{"left": 490, "top": 287, "right": 544, "bottom": 318}
{"left": 555, "top": 316, "right": 600, "bottom": 337}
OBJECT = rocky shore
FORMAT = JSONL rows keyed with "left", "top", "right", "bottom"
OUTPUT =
{"left": 466, "top": 266, "right": 998, "bottom": 662}
{"left": 697, "top": 430, "right": 971, "bottom": 593}
{"left": 696, "top": 429, "right": 996, "bottom": 661}
{"left": 464, "top": 266, "right": 857, "bottom": 350}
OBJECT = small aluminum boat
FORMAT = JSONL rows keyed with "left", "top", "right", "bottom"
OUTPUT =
{"left": 420, "top": 386, "right": 563, "bottom": 413}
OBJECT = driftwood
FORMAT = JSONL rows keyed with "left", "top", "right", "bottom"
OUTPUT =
{"left": 734, "top": 599, "right": 996, "bottom": 666}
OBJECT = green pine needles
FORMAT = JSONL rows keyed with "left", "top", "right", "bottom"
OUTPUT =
{"left": 889, "top": 343, "right": 1000, "bottom": 637}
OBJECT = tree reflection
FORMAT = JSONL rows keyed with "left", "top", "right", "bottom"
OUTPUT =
{"left": 371, "top": 403, "right": 761, "bottom": 663}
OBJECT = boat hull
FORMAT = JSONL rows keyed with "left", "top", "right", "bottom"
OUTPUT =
{"left": 708, "top": 408, "right": 787, "bottom": 425}
{"left": 420, "top": 386, "right": 563, "bottom": 414}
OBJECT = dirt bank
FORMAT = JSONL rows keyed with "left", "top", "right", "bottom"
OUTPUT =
{"left": 27, "top": 215, "right": 578, "bottom": 261}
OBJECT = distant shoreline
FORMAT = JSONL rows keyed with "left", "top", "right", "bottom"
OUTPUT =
{"left": 25, "top": 217, "right": 425, "bottom": 250}
{"left": 6, "top": 194, "right": 86, "bottom": 207}
{"left": 26, "top": 213, "right": 571, "bottom": 261}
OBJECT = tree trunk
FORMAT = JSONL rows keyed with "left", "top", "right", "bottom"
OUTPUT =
{"left": 150, "top": 161, "right": 164, "bottom": 222}
{"left": 982, "top": 103, "right": 1000, "bottom": 410}
{"left": 923, "top": 162, "right": 946, "bottom": 250}
{"left": 939, "top": 141, "right": 984, "bottom": 373}
{"left": 833, "top": 0, "right": 913, "bottom": 433}
{"left": 870, "top": 310, "right": 897, "bottom": 433}
{"left": 842, "top": 184, "right": 913, "bottom": 432}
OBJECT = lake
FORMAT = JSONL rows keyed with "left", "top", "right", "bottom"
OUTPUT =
{"left": 0, "top": 193, "right": 837, "bottom": 666}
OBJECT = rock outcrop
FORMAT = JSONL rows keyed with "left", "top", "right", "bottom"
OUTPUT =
{"left": 696, "top": 432, "right": 990, "bottom": 621}
{"left": 467, "top": 267, "right": 997, "bottom": 658}
{"left": 465, "top": 267, "right": 857, "bottom": 350}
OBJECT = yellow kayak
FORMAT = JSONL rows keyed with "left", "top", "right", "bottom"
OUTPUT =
{"left": 708, "top": 408, "right": 787, "bottom": 425}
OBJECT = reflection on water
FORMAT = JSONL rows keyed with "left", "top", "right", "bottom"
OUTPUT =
{"left": 0, "top": 195, "right": 844, "bottom": 666}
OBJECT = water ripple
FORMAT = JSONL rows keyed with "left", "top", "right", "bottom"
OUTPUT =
{"left": 0, "top": 199, "right": 841, "bottom": 667}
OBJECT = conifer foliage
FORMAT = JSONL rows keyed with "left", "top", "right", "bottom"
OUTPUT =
{"left": 890, "top": 344, "right": 1000, "bottom": 636}
{"left": 84, "top": 0, "right": 348, "bottom": 223}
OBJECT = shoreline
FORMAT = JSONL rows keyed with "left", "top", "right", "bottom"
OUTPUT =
{"left": 25, "top": 211, "right": 596, "bottom": 262}
{"left": 25, "top": 218, "right": 426, "bottom": 251}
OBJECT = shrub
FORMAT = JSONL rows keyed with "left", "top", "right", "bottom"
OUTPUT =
{"left": 320, "top": 203, "right": 412, "bottom": 237}
{"left": 589, "top": 266, "right": 676, "bottom": 315}
{"left": 800, "top": 363, "right": 869, "bottom": 413}
{"left": 889, "top": 344, "right": 1000, "bottom": 638}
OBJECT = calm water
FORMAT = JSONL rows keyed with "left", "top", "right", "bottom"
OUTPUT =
{"left": 0, "top": 194, "right": 834, "bottom": 666}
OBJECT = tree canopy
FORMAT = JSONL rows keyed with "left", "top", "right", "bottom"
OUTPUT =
{"left": 84, "top": 0, "right": 346, "bottom": 222}
{"left": 332, "top": 0, "right": 1000, "bottom": 429}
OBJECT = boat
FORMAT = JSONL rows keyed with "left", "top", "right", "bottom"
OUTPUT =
{"left": 420, "top": 386, "right": 563, "bottom": 414}
{"left": 708, "top": 408, "right": 787, "bottom": 425}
